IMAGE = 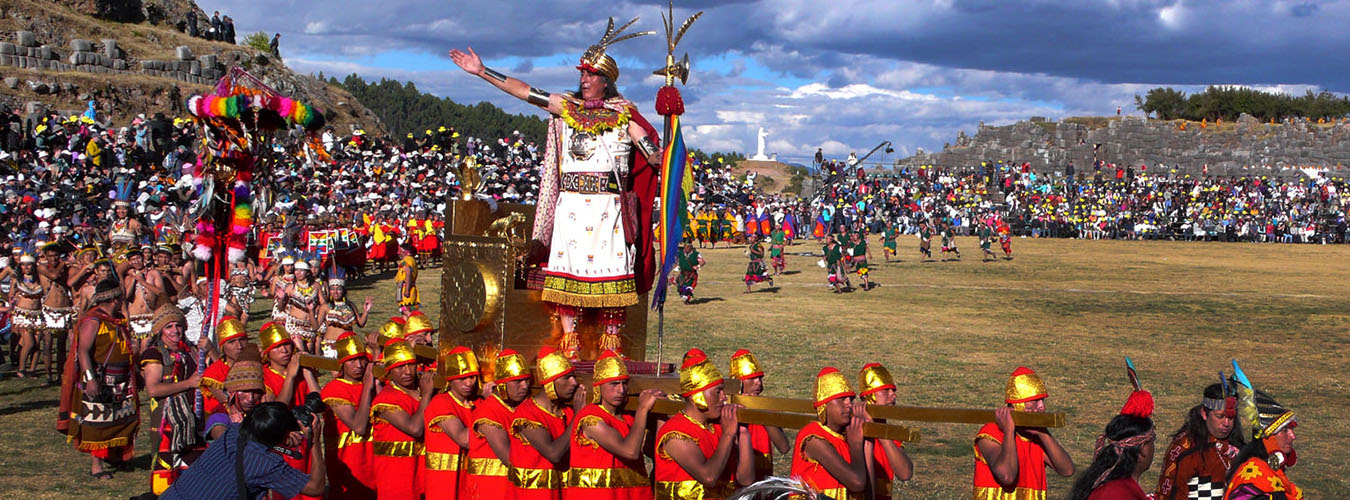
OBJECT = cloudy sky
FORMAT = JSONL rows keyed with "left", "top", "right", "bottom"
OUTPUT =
{"left": 200, "top": 0, "right": 1346, "bottom": 164}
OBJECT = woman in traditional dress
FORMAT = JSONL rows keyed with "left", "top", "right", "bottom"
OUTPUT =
{"left": 317, "top": 270, "right": 372, "bottom": 358}
{"left": 269, "top": 254, "right": 296, "bottom": 324}
{"left": 744, "top": 234, "right": 772, "bottom": 293}
{"left": 10, "top": 251, "right": 43, "bottom": 378}
{"left": 450, "top": 17, "right": 662, "bottom": 360}
{"left": 278, "top": 260, "right": 323, "bottom": 354}
{"left": 140, "top": 305, "right": 205, "bottom": 494}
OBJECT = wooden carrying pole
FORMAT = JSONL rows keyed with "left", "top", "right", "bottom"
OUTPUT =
{"left": 630, "top": 398, "right": 919, "bottom": 443}
{"left": 731, "top": 395, "right": 1065, "bottom": 428}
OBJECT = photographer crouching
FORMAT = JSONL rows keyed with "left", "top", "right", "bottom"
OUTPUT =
{"left": 159, "top": 401, "right": 327, "bottom": 499}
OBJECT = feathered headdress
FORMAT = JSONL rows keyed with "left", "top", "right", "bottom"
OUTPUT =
{"left": 327, "top": 261, "right": 347, "bottom": 287}
{"left": 576, "top": 17, "right": 654, "bottom": 83}
{"left": 1230, "top": 359, "right": 1296, "bottom": 442}
{"left": 113, "top": 177, "right": 135, "bottom": 207}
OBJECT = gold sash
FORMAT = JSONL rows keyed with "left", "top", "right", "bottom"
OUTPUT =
{"left": 371, "top": 440, "right": 424, "bottom": 457}
{"left": 467, "top": 457, "right": 508, "bottom": 477}
{"left": 509, "top": 467, "right": 565, "bottom": 489}
{"left": 566, "top": 466, "right": 649, "bottom": 488}
{"left": 425, "top": 451, "right": 463, "bottom": 471}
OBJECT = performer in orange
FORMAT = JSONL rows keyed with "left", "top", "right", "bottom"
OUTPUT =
{"left": 464, "top": 349, "right": 531, "bottom": 500}
{"left": 857, "top": 363, "right": 913, "bottom": 499}
{"left": 973, "top": 366, "right": 1075, "bottom": 500}
{"left": 567, "top": 350, "right": 663, "bottom": 500}
{"left": 790, "top": 367, "right": 870, "bottom": 500}
{"left": 199, "top": 316, "right": 249, "bottom": 417}
{"left": 371, "top": 338, "right": 436, "bottom": 500}
{"left": 728, "top": 349, "right": 787, "bottom": 481}
{"left": 1155, "top": 382, "right": 1241, "bottom": 500}
{"left": 69, "top": 278, "right": 138, "bottom": 479}
{"left": 425, "top": 346, "right": 481, "bottom": 500}
{"left": 654, "top": 348, "right": 751, "bottom": 500}
{"left": 511, "top": 347, "right": 584, "bottom": 500}
{"left": 1223, "top": 375, "right": 1301, "bottom": 500}
{"left": 395, "top": 243, "right": 420, "bottom": 313}
{"left": 319, "top": 332, "right": 377, "bottom": 499}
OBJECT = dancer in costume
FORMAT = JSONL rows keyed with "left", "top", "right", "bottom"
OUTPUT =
{"left": 858, "top": 363, "right": 914, "bottom": 499}
{"left": 848, "top": 232, "right": 872, "bottom": 291}
{"left": 198, "top": 317, "right": 249, "bottom": 418}
{"left": 371, "top": 338, "right": 436, "bottom": 500}
{"left": 674, "top": 241, "right": 704, "bottom": 305}
{"left": 695, "top": 209, "right": 712, "bottom": 248}
{"left": 978, "top": 221, "right": 996, "bottom": 262}
{"left": 972, "top": 366, "right": 1075, "bottom": 500}
{"left": 464, "top": 349, "right": 531, "bottom": 500}
{"left": 917, "top": 221, "right": 933, "bottom": 261}
{"left": 769, "top": 225, "right": 786, "bottom": 275}
{"left": 940, "top": 222, "right": 961, "bottom": 261}
{"left": 1156, "top": 382, "right": 1242, "bottom": 500}
{"left": 790, "top": 367, "right": 870, "bottom": 500}
{"left": 743, "top": 235, "right": 773, "bottom": 293}
{"left": 124, "top": 247, "right": 166, "bottom": 355}
{"left": 654, "top": 349, "right": 751, "bottom": 500}
{"left": 511, "top": 347, "right": 584, "bottom": 500}
{"left": 395, "top": 243, "right": 420, "bottom": 313}
{"left": 279, "top": 259, "right": 323, "bottom": 354}
{"left": 823, "top": 239, "right": 845, "bottom": 293}
{"left": 259, "top": 321, "right": 321, "bottom": 500}
{"left": 319, "top": 332, "right": 377, "bottom": 499}
{"left": 270, "top": 254, "right": 297, "bottom": 324}
{"left": 1223, "top": 366, "right": 1301, "bottom": 500}
{"left": 996, "top": 217, "right": 1013, "bottom": 259}
{"left": 451, "top": 17, "right": 662, "bottom": 360}
{"left": 424, "top": 346, "right": 480, "bottom": 500}
{"left": 318, "top": 269, "right": 373, "bottom": 359}
{"left": 568, "top": 349, "right": 663, "bottom": 500}
{"left": 1067, "top": 387, "right": 1156, "bottom": 499}
{"left": 141, "top": 305, "right": 206, "bottom": 494}
{"left": 10, "top": 250, "right": 43, "bottom": 378}
{"left": 729, "top": 349, "right": 788, "bottom": 482}
{"left": 70, "top": 278, "right": 139, "bottom": 479}
{"left": 881, "top": 223, "right": 898, "bottom": 262}
{"left": 38, "top": 241, "right": 78, "bottom": 385}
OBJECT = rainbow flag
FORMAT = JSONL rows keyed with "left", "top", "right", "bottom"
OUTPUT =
{"left": 652, "top": 115, "right": 692, "bottom": 309}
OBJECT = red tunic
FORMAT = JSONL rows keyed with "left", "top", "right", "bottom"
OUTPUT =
{"left": 320, "top": 377, "right": 374, "bottom": 499}
{"left": 199, "top": 360, "right": 229, "bottom": 416}
{"left": 566, "top": 404, "right": 652, "bottom": 500}
{"left": 871, "top": 439, "right": 905, "bottom": 500}
{"left": 1088, "top": 477, "right": 1149, "bottom": 500}
{"left": 790, "top": 422, "right": 859, "bottom": 500}
{"left": 371, "top": 385, "right": 426, "bottom": 500}
{"left": 424, "top": 392, "right": 474, "bottom": 500}
{"left": 746, "top": 424, "right": 774, "bottom": 482}
{"left": 465, "top": 394, "right": 516, "bottom": 500}
{"left": 262, "top": 366, "right": 318, "bottom": 500}
{"left": 509, "top": 399, "right": 573, "bottom": 500}
{"left": 653, "top": 411, "right": 735, "bottom": 500}
{"left": 972, "top": 422, "right": 1047, "bottom": 500}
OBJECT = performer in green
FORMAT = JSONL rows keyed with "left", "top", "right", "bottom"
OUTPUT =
{"left": 940, "top": 222, "right": 961, "bottom": 261}
{"left": 822, "top": 239, "right": 846, "bottom": 293}
{"left": 769, "top": 226, "right": 787, "bottom": 275}
{"left": 978, "top": 221, "right": 996, "bottom": 262}
{"left": 674, "top": 241, "right": 705, "bottom": 304}
{"left": 849, "top": 231, "right": 873, "bottom": 291}
{"left": 743, "top": 235, "right": 773, "bottom": 293}
{"left": 918, "top": 221, "right": 933, "bottom": 261}
{"left": 882, "top": 222, "right": 899, "bottom": 262}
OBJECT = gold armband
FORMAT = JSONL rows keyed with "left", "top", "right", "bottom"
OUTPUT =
{"left": 527, "top": 87, "right": 551, "bottom": 107}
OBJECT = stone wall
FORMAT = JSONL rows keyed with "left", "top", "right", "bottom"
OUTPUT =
{"left": 901, "top": 115, "right": 1350, "bottom": 176}
{"left": 0, "top": 30, "right": 222, "bottom": 86}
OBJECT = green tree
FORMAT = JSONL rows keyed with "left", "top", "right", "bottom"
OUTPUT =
{"left": 241, "top": 31, "right": 271, "bottom": 53}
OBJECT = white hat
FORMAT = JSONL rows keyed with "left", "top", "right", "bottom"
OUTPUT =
{"left": 281, "top": 256, "right": 295, "bottom": 265}
{"left": 294, "top": 261, "right": 311, "bottom": 271}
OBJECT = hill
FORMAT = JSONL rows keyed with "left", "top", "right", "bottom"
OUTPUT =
{"left": 901, "top": 114, "right": 1350, "bottom": 175}
{"left": 733, "top": 159, "right": 811, "bottom": 196}
{"left": 0, "top": 0, "right": 384, "bottom": 133}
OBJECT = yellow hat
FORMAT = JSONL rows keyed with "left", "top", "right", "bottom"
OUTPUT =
{"left": 535, "top": 347, "right": 575, "bottom": 400}
{"left": 679, "top": 348, "right": 723, "bottom": 411}
{"left": 728, "top": 349, "right": 763, "bottom": 380}
{"left": 216, "top": 316, "right": 247, "bottom": 346}
{"left": 493, "top": 349, "right": 530, "bottom": 383}
{"left": 382, "top": 338, "right": 417, "bottom": 372}
{"left": 813, "top": 367, "right": 856, "bottom": 422}
{"left": 1005, "top": 366, "right": 1048, "bottom": 410}
{"left": 405, "top": 311, "right": 434, "bottom": 336}
{"left": 592, "top": 349, "right": 629, "bottom": 386}
{"left": 441, "top": 346, "right": 480, "bottom": 381}
{"left": 858, "top": 363, "right": 897, "bottom": 403}
{"left": 376, "top": 317, "right": 407, "bottom": 354}
{"left": 258, "top": 321, "right": 289, "bottom": 353}
{"left": 334, "top": 331, "right": 369, "bottom": 364}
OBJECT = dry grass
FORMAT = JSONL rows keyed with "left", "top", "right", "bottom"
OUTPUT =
{"left": 0, "top": 0, "right": 255, "bottom": 62}
{"left": 0, "top": 237, "right": 1346, "bottom": 498}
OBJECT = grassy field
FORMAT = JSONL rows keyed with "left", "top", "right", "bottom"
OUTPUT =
{"left": 1, "top": 236, "right": 1346, "bottom": 498}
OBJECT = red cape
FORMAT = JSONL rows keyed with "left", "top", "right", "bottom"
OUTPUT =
{"left": 626, "top": 105, "right": 660, "bottom": 295}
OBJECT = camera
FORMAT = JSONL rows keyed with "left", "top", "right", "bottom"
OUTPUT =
{"left": 292, "top": 391, "right": 327, "bottom": 428}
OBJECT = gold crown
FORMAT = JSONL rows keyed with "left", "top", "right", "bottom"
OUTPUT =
{"left": 259, "top": 322, "right": 289, "bottom": 353}
{"left": 535, "top": 347, "right": 575, "bottom": 400}
{"left": 377, "top": 318, "right": 406, "bottom": 351}
{"left": 216, "top": 316, "right": 247, "bottom": 345}
{"left": 1006, "top": 366, "right": 1048, "bottom": 409}
{"left": 405, "top": 312, "right": 433, "bottom": 336}
{"left": 577, "top": 17, "right": 654, "bottom": 83}
{"left": 382, "top": 339, "right": 418, "bottom": 372}
{"left": 729, "top": 349, "right": 763, "bottom": 380}
{"left": 814, "top": 367, "right": 856, "bottom": 422}
{"left": 494, "top": 349, "right": 530, "bottom": 383}
{"left": 592, "top": 350, "right": 629, "bottom": 386}
{"left": 858, "top": 363, "right": 897, "bottom": 403}
{"left": 680, "top": 349, "right": 723, "bottom": 411}
{"left": 442, "top": 346, "right": 480, "bottom": 380}
{"left": 334, "top": 332, "right": 369, "bottom": 363}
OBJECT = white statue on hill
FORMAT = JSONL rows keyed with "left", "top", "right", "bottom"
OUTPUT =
{"left": 751, "top": 127, "right": 770, "bottom": 161}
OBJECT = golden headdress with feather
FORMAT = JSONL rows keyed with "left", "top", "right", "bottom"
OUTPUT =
{"left": 576, "top": 17, "right": 654, "bottom": 83}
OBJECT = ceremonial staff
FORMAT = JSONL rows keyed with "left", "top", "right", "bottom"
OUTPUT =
{"left": 650, "top": 1, "right": 701, "bottom": 376}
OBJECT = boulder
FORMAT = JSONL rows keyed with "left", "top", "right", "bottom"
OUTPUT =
{"left": 70, "top": 39, "right": 94, "bottom": 52}
{"left": 102, "top": 39, "right": 118, "bottom": 60}
{"left": 16, "top": 31, "right": 36, "bottom": 47}
{"left": 4, "top": 77, "right": 18, "bottom": 89}
{"left": 0, "top": 43, "right": 15, "bottom": 55}
{"left": 38, "top": 46, "right": 52, "bottom": 60}
{"left": 176, "top": 46, "right": 193, "bottom": 61}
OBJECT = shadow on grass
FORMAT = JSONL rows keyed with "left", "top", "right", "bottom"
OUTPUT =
{"left": 0, "top": 383, "right": 52, "bottom": 397}
{"left": 687, "top": 297, "right": 725, "bottom": 305}
{"left": 0, "top": 398, "right": 58, "bottom": 416}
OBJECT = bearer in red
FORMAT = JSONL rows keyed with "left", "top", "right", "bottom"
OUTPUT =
{"left": 319, "top": 331, "right": 376, "bottom": 499}
{"left": 464, "top": 349, "right": 531, "bottom": 500}
{"left": 973, "top": 366, "right": 1075, "bottom": 500}
{"left": 371, "top": 338, "right": 436, "bottom": 500}
{"left": 199, "top": 316, "right": 249, "bottom": 416}
{"left": 259, "top": 320, "right": 322, "bottom": 500}
{"left": 790, "top": 367, "right": 871, "bottom": 500}
{"left": 568, "top": 350, "right": 664, "bottom": 500}
{"left": 654, "top": 348, "right": 752, "bottom": 500}
{"left": 510, "top": 347, "right": 584, "bottom": 500}
{"left": 424, "top": 346, "right": 481, "bottom": 500}
{"left": 728, "top": 349, "right": 788, "bottom": 481}
{"left": 857, "top": 363, "right": 914, "bottom": 499}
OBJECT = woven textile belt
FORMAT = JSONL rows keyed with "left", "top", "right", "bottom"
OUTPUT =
{"left": 561, "top": 172, "right": 619, "bottom": 194}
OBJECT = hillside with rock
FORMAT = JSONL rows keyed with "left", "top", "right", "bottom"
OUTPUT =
{"left": 0, "top": 0, "right": 383, "bottom": 133}
{"left": 902, "top": 114, "right": 1350, "bottom": 176}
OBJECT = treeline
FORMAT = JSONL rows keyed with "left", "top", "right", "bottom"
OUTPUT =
{"left": 1134, "top": 86, "right": 1350, "bottom": 121}
{"left": 327, "top": 73, "right": 547, "bottom": 145}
